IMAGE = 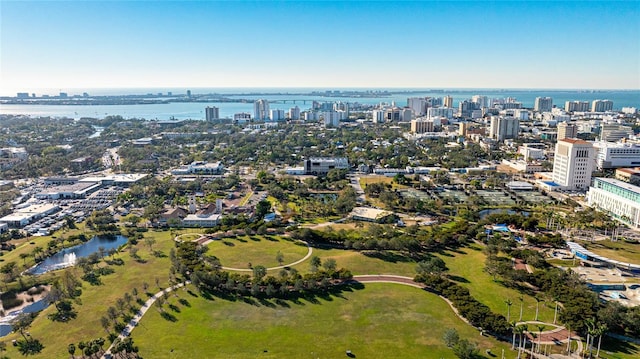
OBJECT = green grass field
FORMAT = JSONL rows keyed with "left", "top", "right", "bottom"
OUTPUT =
{"left": 577, "top": 240, "right": 640, "bottom": 264}
{"left": 436, "top": 246, "right": 557, "bottom": 324}
{"left": 207, "top": 235, "right": 309, "bottom": 269}
{"left": 308, "top": 247, "right": 418, "bottom": 277}
{"left": 134, "top": 283, "right": 512, "bottom": 359}
{"left": 2, "top": 230, "right": 176, "bottom": 358}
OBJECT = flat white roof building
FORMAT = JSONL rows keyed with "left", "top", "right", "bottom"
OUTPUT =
{"left": 171, "top": 161, "right": 224, "bottom": 175}
{"left": 0, "top": 203, "right": 60, "bottom": 228}
{"left": 350, "top": 207, "right": 394, "bottom": 223}
{"left": 594, "top": 141, "right": 640, "bottom": 169}
{"left": 182, "top": 213, "right": 221, "bottom": 227}
{"left": 588, "top": 177, "right": 640, "bottom": 228}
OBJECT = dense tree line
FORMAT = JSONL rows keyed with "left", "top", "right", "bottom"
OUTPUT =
{"left": 415, "top": 273, "right": 510, "bottom": 335}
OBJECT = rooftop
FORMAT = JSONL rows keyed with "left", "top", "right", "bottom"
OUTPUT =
{"left": 593, "top": 177, "right": 640, "bottom": 195}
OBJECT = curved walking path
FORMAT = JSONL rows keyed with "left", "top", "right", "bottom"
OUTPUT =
{"left": 101, "top": 281, "right": 190, "bottom": 359}
{"left": 174, "top": 232, "right": 314, "bottom": 272}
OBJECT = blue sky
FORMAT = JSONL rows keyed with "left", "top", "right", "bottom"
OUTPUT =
{"left": 1, "top": 1, "right": 638, "bottom": 94}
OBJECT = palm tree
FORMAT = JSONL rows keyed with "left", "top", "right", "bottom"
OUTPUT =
{"left": 518, "top": 295, "right": 524, "bottom": 321}
{"left": 553, "top": 297, "right": 560, "bottom": 324}
{"left": 537, "top": 324, "right": 545, "bottom": 354}
{"left": 505, "top": 299, "right": 513, "bottom": 322}
{"left": 585, "top": 317, "right": 596, "bottom": 357}
{"left": 595, "top": 323, "right": 607, "bottom": 358}
{"left": 534, "top": 296, "right": 544, "bottom": 321}
{"left": 510, "top": 321, "right": 518, "bottom": 350}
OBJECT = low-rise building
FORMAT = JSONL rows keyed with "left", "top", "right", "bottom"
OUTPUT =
{"left": 304, "top": 157, "right": 349, "bottom": 175}
{"left": 0, "top": 203, "right": 60, "bottom": 228}
{"left": 182, "top": 212, "right": 221, "bottom": 227}
{"left": 171, "top": 161, "right": 224, "bottom": 175}
{"left": 594, "top": 141, "right": 640, "bottom": 169}
{"left": 350, "top": 207, "right": 395, "bottom": 223}
{"left": 35, "top": 182, "right": 101, "bottom": 200}
{"left": 615, "top": 168, "right": 640, "bottom": 186}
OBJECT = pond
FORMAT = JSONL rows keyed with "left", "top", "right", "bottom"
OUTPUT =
{"left": 0, "top": 298, "right": 50, "bottom": 337}
{"left": 27, "top": 235, "right": 128, "bottom": 275}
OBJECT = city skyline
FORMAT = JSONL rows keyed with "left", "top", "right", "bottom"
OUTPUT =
{"left": 1, "top": 1, "right": 639, "bottom": 95}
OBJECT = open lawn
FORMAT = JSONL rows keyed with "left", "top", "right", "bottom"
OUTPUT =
{"left": 578, "top": 240, "right": 640, "bottom": 264}
{"left": 135, "top": 283, "right": 512, "bottom": 359}
{"left": 306, "top": 247, "right": 418, "bottom": 277}
{"left": 436, "top": 246, "right": 557, "bottom": 324}
{"left": 207, "top": 235, "right": 309, "bottom": 269}
{"left": 2, "top": 229, "right": 177, "bottom": 359}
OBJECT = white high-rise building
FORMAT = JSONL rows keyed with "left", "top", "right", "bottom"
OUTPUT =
{"left": 269, "top": 109, "right": 284, "bottom": 121}
{"left": 253, "top": 99, "right": 270, "bottom": 121}
{"left": 592, "top": 100, "right": 613, "bottom": 112}
{"left": 471, "top": 95, "right": 489, "bottom": 109}
{"left": 372, "top": 110, "right": 385, "bottom": 123}
{"left": 427, "top": 107, "right": 454, "bottom": 120}
{"left": 565, "top": 101, "right": 590, "bottom": 112}
{"left": 534, "top": 97, "right": 553, "bottom": 112}
{"left": 489, "top": 117, "right": 520, "bottom": 141}
{"left": 205, "top": 106, "right": 219, "bottom": 121}
{"left": 552, "top": 139, "right": 595, "bottom": 191}
{"left": 288, "top": 106, "right": 301, "bottom": 120}
{"left": 407, "top": 97, "right": 428, "bottom": 116}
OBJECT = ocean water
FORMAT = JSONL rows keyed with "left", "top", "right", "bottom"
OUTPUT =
{"left": 1, "top": 88, "right": 638, "bottom": 121}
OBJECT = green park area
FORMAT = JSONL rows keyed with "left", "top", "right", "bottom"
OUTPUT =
{"left": 2, "top": 230, "right": 176, "bottom": 358}
{"left": 206, "top": 235, "right": 310, "bottom": 269}
{"left": 134, "top": 283, "right": 512, "bottom": 358}
{"left": 437, "top": 246, "right": 557, "bottom": 324}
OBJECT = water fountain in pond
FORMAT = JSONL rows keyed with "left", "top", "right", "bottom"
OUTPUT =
{"left": 62, "top": 252, "right": 77, "bottom": 266}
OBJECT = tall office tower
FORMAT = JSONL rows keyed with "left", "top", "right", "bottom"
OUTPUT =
{"left": 564, "top": 101, "right": 590, "bottom": 112}
{"left": 459, "top": 122, "right": 468, "bottom": 136}
{"left": 443, "top": 95, "right": 453, "bottom": 108}
{"left": 552, "top": 139, "right": 595, "bottom": 191}
{"left": 372, "top": 110, "right": 385, "bottom": 123}
{"left": 205, "top": 106, "right": 219, "bottom": 121}
{"left": 489, "top": 116, "right": 520, "bottom": 141}
{"left": 253, "top": 99, "right": 270, "bottom": 121}
{"left": 288, "top": 106, "right": 301, "bottom": 120}
{"left": 407, "top": 97, "right": 427, "bottom": 116}
{"left": 471, "top": 95, "right": 489, "bottom": 109}
{"left": 534, "top": 97, "right": 553, "bottom": 112}
{"left": 557, "top": 122, "right": 577, "bottom": 140}
{"left": 458, "top": 100, "right": 475, "bottom": 118}
{"left": 591, "top": 99, "right": 614, "bottom": 112}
